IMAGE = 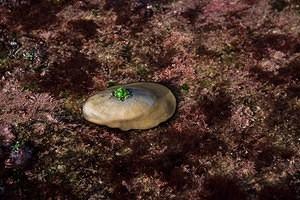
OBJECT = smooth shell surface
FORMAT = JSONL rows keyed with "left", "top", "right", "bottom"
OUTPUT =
{"left": 82, "top": 82, "right": 176, "bottom": 130}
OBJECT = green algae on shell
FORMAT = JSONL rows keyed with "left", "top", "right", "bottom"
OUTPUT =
{"left": 82, "top": 82, "right": 176, "bottom": 131}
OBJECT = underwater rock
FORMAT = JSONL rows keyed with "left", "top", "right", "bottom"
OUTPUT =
{"left": 82, "top": 82, "right": 176, "bottom": 131}
{"left": 4, "top": 143, "right": 33, "bottom": 168}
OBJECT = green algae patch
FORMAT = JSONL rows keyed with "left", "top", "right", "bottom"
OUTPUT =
{"left": 112, "top": 87, "right": 132, "bottom": 101}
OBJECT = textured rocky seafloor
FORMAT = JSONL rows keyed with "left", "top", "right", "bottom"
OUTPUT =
{"left": 0, "top": 0, "right": 300, "bottom": 199}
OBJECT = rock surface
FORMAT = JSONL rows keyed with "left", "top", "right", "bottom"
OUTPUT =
{"left": 82, "top": 82, "right": 176, "bottom": 130}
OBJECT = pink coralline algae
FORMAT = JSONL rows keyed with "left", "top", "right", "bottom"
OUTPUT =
{"left": 203, "top": 0, "right": 249, "bottom": 21}
{"left": 0, "top": 123, "right": 15, "bottom": 147}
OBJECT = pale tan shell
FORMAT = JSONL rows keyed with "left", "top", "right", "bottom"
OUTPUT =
{"left": 82, "top": 82, "right": 176, "bottom": 131}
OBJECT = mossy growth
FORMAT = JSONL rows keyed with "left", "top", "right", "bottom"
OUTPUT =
{"left": 0, "top": 58, "right": 9, "bottom": 71}
{"left": 12, "top": 141, "right": 22, "bottom": 152}
{"left": 112, "top": 87, "right": 132, "bottom": 101}
{"left": 181, "top": 83, "right": 190, "bottom": 92}
{"left": 120, "top": 43, "right": 132, "bottom": 62}
{"left": 21, "top": 82, "right": 40, "bottom": 92}
{"left": 23, "top": 49, "right": 36, "bottom": 62}
{"left": 136, "top": 64, "right": 150, "bottom": 77}
{"left": 91, "top": 9, "right": 100, "bottom": 17}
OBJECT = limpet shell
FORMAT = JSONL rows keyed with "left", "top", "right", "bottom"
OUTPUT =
{"left": 82, "top": 82, "right": 176, "bottom": 131}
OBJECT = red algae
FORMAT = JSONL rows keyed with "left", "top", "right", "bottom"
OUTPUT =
{"left": 0, "top": 0, "right": 299, "bottom": 199}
